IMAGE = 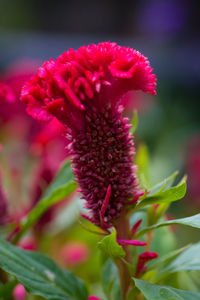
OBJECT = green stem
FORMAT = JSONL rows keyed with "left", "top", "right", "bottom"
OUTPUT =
{"left": 114, "top": 209, "right": 132, "bottom": 300}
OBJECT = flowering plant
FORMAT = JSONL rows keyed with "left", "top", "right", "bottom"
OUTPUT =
{"left": 0, "top": 42, "right": 200, "bottom": 300}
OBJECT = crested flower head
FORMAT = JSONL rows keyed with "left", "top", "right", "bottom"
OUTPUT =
{"left": 21, "top": 42, "right": 156, "bottom": 227}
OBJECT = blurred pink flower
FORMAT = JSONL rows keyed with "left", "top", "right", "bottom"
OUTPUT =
{"left": 88, "top": 296, "right": 102, "bottom": 300}
{"left": 18, "top": 236, "right": 37, "bottom": 251}
{"left": 0, "top": 171, "right": 8, "bottom": 226}
{"left": 0, "top": 61, "right": 69, "bottom": 232}
{"left": 13, "top": 284, "right": 26, "bottom": 300}
{"left": 60, "top": 241, "right": 90, "bottom": 266}
{"left": 0, "top": 81, "right": 15, "bottom": 103}
{"left": 4, "top": 59, "right": 41, "bottom": 98}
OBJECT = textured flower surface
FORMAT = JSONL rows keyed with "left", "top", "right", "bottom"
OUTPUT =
{"left": 21, "top": 42, "right": 156, "bottom": 227}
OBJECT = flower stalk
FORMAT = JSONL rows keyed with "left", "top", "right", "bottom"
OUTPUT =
{"left": 114, "top": 209, "right": 132, "bottom": 299}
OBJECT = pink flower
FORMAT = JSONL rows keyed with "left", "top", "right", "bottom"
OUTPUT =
{"left": 21, "top": 42, "right": 156, "bottom": 227}
{"left": 13, "top": 284, "right": 26, "bottom": 300}
{"left": 18, "top": 236, "right": 37, "bottom": 251}
{"left": 4, "top": 59, "right": 41, "bottom": 98}
{"left": 0, "top": 81, "right": 16, "bottom": 103}
{"left": 89, "top": 296, "right": 102, "bottom": 300}
{"left": 0, "top": 162, "right": 8, "bottom": 226}
{"left": 60, "top": 241, "right": 90, "bottom": 266}
{"left": 135, "top": 251, "right": 158, "bottom": 277}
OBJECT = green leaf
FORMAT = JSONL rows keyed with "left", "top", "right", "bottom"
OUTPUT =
{"left": 98, "top": 229, "right": 125, "bottom": 259}
{"left": 149, "top": 171, "right": 178, "bottom": 196}
{"left": 130, "top": 110, "right": 138, "bottom": 135}
{"left": 14, "top": 160, "right": 77, "bottom": 243}
{"left": 0, "top": 239, "right": 88, "bottom": 300}
{"left": 136, "top": 213, "right": 200, "bottom": 238}
{"left": 147, "top": 245, "right": 190, "bottom": 271}
{"left": 161, "top": 242, "right": 200, "bottom": 274}
{"left": 133, "top": 278, "right": 200, "bottom": 300}
{"left": 136, "top": 176, "right": 186, "bottom": 210}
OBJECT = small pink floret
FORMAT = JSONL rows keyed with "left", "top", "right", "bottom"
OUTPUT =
{"left": 13, "top": 284, "right": 26, "bottom": 300}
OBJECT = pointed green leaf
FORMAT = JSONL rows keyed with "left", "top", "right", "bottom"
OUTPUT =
{"left": 161, "top": 242, "right": 200, "bottom": 274}
{"left": 133, "top": 278, "right": 200, "bottom": 300}
{"left": 98, "top": 229, "right": 125, "bottom": 259}
{"left": 0, "top": 239, "right": 88, "bottom": 300}
{"left": 149, "top": 171, "right": 178, "bottom": 196}
{"left": 136, "top": 214, "right": 200, "bottom": 238}
{"left": 147, "top": 245, "right": 190, "bottom": 271}
{"left": 136, "top": 177, "right": 186, "bottom": 209}
{"left": 14, "top": 160, "right": 77, "bottom": 243}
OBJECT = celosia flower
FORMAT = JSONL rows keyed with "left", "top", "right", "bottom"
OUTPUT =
{"left": 21, "top": 42, "right": 156, "bottom": 228}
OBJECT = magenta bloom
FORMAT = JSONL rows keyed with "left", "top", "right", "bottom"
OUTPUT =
{"left": 88, "top": 296, "right": 102, "bottom": 300}
{"left": 60, "top": 241, "right": 90, "bottom": 266}
{"left": 135, "top": 251, "right": 158, "bottom": 277}
{"left": 0, "top": 81, "right": 15, "bottom": 103}
{"left": 0, "top": 151, "right": 8, "bottom": 226}
{"left": 13, "top": 284, "right": 26, "bottom": 300}
{"left": 21, "top": 42, "right": 156, "bottom": 227}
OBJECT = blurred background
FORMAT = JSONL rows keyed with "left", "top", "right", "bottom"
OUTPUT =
{"left": 0, "top": 0, "right": 200, "bottom": 296}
